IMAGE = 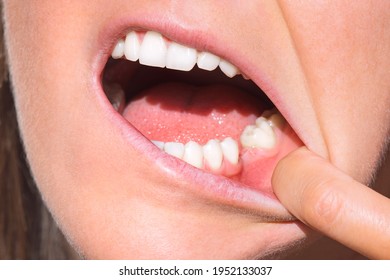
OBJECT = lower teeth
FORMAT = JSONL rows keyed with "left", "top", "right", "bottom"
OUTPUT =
{"left": 150, "top": 110, "right": 284, "bottom": 173}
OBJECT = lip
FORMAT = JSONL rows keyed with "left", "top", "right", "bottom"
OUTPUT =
{"left": 91, "top": 11, "right": 300, "bottom": 221}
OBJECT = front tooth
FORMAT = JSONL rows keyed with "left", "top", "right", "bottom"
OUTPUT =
{"left": 139, "top": 31, "right": 167, "bottom": 68}
{"left": 202, "top": 139, "right": 223, "bottom": 170}
{"left": 197, "top": 52, "right": 220, "bottom": 71}
{"left": 164, "top": 142, "right": 184, "bottom": 159}
{"left": 152, "top": 140, "right": 165, "bottom": 150}
{"left": 219, "top": 59, "right": 238, "bottom": 78}
{"left": 183, "top": 141, "right": 203, "bottom": 168}
{"left": 166, "top": 42, "right": 197, "bottom": 71}
{"left": 220, "top": 137, "right": 239, "bottom": 165}
{"left": 240, "top": 120, "right": 276, "bottom": 149}
{"left": 111, "top": 39, "right": 125, "bottom": 59}
{"left": 124, "top": 31, "right": 140, "bottom": 62}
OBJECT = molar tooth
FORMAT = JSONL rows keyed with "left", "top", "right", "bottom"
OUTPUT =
{"left": 269, "top": 113, "right": 286, "bottom": 130}
{"left": 219, "top": 59, "right": 239, "bottom": 78}
{"left": 197, "top": 52, "right": 220, "bottom": 71}
{"left": 240, "top": 120, "right": 276, "bottom": 149}
{"left": 164, "top": 142, "right": 184, "bottom": 159}
{"left": 183, "top": 141, "right": 204, "bottom": 168}
{"left": 240, "top": 125, "right": 257, "bottom": 148}
{"left": 166, "top": 42, "right": 197, "bottom": 71}
{"left": 104, "top": 83, "right": 125, "bottom": 112}
{"left": 151, "top": 140, "right": 165, "bottom": 150}
{"left": 124, "top": 31, "right": 140, "bottom": 62}
{"left": 139, "top": 31, "right": 167, "bottom": 68}
{"left": 256, "top": 116, "right": 275, "bottom": 133}
{"left": 255, "top": 116, "right": 269, "bottom": 127}
{"left": 261, "top": 109, "right": 275, "bottom": 119}
{"left": 220, "top": 137, "right": 239, "bottom": 165}
{"left": 202, "top": 139, "right": 223, "bottom": 170}
{"left": 242, "top": 73, "right": 250, "bottom": 80}
{"left": 111, "top": 39, "right": 125, "bottom": 59}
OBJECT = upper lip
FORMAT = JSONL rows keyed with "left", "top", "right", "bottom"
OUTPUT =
{"left": 93, "top": 10, "right": 300, "bottom": 221}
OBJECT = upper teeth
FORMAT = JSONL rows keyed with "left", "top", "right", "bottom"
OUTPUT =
{"left": 150, "top": 111, "right": 284, "bottom": 172}
{"left": 111, "top": 30, "right": 240, "bottom": 78}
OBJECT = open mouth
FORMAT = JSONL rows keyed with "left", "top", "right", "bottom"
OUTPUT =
{"left": 100, "top": 29, "right": 303, "bottom": 214}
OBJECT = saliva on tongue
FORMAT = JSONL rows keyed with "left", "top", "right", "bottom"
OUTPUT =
{"left": 122, "top": 81, "right": 283, "bottom": 197}
{"left": 122, "top": 82, "right": 266, "bottom": 144}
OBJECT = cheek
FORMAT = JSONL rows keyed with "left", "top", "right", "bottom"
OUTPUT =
{"left": 280, "top": 1, "right": 390, "bottom": 182}
{"left": 3, "top": 1, "right": 109, "bottom": 184}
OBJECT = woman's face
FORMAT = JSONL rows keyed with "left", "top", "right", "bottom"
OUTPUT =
{"left": 3, "top": 1, "right": 390, "bottom": 259}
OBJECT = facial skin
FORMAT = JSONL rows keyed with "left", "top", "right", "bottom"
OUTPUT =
{"left": 3, "top": 1, "right": 390, "bottom": 259}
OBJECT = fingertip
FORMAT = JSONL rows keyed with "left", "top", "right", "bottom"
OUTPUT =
{"left": 272, "top": 147, "right": 327, "bottom": 219}
{"left": 272, "top": 146, "right": 311, "bottom": 196}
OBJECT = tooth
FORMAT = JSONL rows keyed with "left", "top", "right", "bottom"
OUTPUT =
{"left": 183, "top": 141, "right": 203, "bottom": 168}
{"left": 104, "top": 83, "right": 125, "bottom": 111}
{"left": 255, "top": 116, "right": 269, "bottom": 127}
{"left": 152, "top": 140, "right": 165, "bottom": 150}
{"left": 261, "top": 109, "right": 275, "bottom": 118}
{"left": 164, "top": 142, "right": 184, "bottom": 159}
{"left": 242, "top": 73, "right": 250, "bottom": 80}
{"left": 197, "top": 52, "right": 220, "bottom": 71}
{"left": 139, "top": 31, "right": 167, "bottom": 68}
{"left": 202, "top": 139, "right": 223, "bottom": 170}
{"left": 219, "top": 59, "right": 238, "bottom": 78}
{"left": 166, "top": 42, "right": 197, "bottom": 71}
{"left": 240, "top": 120, "right": 276, "bottom": 149}
{"left": 111, "top": 39, "right": 125, "bottom": 59}
{"left": 124, "top": 31, "right": 140, "bottom": 62}
{"left": 220, "top": 137, "right": 239, "bottom": 165}
{"left": 269, "top": 113, "right": 286, "bottom": 130}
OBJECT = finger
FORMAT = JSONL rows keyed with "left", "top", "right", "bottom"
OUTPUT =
{"left": 272, "top": 147, "right": 390, "bottom": 259}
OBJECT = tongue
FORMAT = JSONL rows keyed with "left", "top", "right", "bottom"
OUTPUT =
{"left": 122, "top": 82, "right": 266, "bottom": 144}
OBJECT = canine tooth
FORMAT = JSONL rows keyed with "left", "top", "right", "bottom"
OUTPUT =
{"left": 202, "top": 139, "right": 223, "bottom": 170}
{"left": 183, "top": 141, "right": 203, "bottom": 168}
{"left": 269, "top": 113, "right": 286, "bottom": 130}
{"left": 111, "top": 39, "right": 125, "bottom": 59}
{"left": 220, "top": 137, "right": 239, "bottom": 165}
{"left": 166, "top": 42, "right": 197, "bottom": 71}
{"left": 219, "top": 59, "right": 238, "bottom": 78}
{"left": 197, "top": 52, "right": 220, "bottom": 71}
{"left": 151, "top": 140, "right": 165, "bottom": 150}
{"left": 139, "top": 31, "right": 167, "bottom": 68}
{"left": 124, "top": 31, "right": 140, "bottom": 62}
{"left": 164, "top": 142, "right": 184, "bottom": 159}
{"left": 240, "top": 121, "right": 276, "bottom": 149}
